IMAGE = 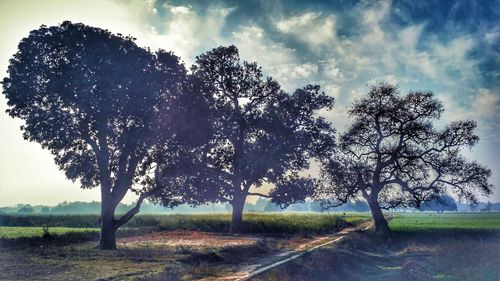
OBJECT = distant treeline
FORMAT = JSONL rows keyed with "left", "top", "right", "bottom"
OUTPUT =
{"left": 1, "top": 199, "right": 370, "bottom": 214}
{"left": 1, "top": 198, "right": 499, "bottom": 215}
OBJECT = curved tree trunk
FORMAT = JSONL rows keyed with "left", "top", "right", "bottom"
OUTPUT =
{"left": 230, "top": 196, "right": 245, "bottom": 233}
{"left": 98, "top": 191, "right": 149, "bottom": 250}
{"left": 367, "top": 195, "right": 390, "bottom": 235}
{"left": 99, "top": 196, "right": 117, "bottom": 250}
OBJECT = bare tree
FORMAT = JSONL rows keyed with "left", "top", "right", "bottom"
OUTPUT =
{"left": 317, "top": 82, "right": 492, "bottom": 234}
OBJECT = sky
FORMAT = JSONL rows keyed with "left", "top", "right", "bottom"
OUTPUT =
{"left": 0, "top": 0, "right": 499, "bottom": 206}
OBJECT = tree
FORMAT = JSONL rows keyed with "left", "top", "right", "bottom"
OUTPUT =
{"left": 253, "top": 197, "right": 269, "bottom": 211}
{"left": 309, "top": 201, "right": 323, "bottom": 212}
{"left": 264, "top": 201, "right": 282, "bottom": 212}
{"left": 40, "top": 206, "right": 51, "bottom": 214}
{"left": 2, "top": 22, "right": 210, "bottom": 249}
{"left": 419, "top": 195, "right": 457, "bottom": 213}
{"left": 317, "top": 82, "right": 492, "bottom": 234}
{"left": 350, "top": 200, "right": 370, "bottom": 212}
{"left": 153, "top": 46, "right": 335, "bottom": 232}
{"left": 481, "top": 201, "right": 493, "bottom": 212}
{"left": 17, "top": 205, "right": 34, "bottom": 214}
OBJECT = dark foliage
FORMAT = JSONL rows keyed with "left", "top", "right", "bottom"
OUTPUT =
{"left": 152, "top": 45, "right": 335, "bottom": 232}
{"left": 0, "top": 214, "right": 350, "bottom": 236}
{"left": 1, "top": 21, "right": 211, "bottom": 248}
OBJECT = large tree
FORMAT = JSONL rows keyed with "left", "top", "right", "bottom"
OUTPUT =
{"left": 151, "top": 46, "right": 336, "bottom": 233}
{"left": 317, "top": 82, "right": 492, "bottom": 234}
{"left": 2, "top": 22, "right": 211, "bottom": 249}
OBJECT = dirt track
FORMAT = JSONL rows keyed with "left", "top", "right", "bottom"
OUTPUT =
{"left": 199, "top": 220, "right": 374, "bottom": 281}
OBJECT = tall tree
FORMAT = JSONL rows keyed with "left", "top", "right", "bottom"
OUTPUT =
{"left": 152, "top": 46, "right": 336, "bottom": 233}
{"left": 317, "top": 82, "right": 492, "bottom": 234}
{"left": 2, "top": 22, "right": 211, "bottom": 249}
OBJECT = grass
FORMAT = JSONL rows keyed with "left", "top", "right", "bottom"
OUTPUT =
{"left": 158, "top": 213, "right": 369, "bottom": 234}
{"left": 0, "top": 212, "right": 370, "bottom": 236}
{"left": 388, "top": 212, "right": 500, "bottom": 232}
{"left": 0, "top": 227, "right": 99, "bottom": 239}
{"left": 3, "top": 212, "right": 498, "bottom": 280}
{"left": 0, "top": 227, "right": 159, "bottom": 250}
{"left": 0, "top": 240, "right": 178, "bottom": 281}
{"left": 0, "top": 214, "right": 102, "bottom": 228}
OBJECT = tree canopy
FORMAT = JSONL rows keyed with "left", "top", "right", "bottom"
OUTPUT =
{"left": 152, "top": 46, "right": 336, "bottom": 232}
{"left": 2, "top": 21, "right": 212, "bottom": 249}
{"left": 317, "top": 82, "right": 492, "bottom": 234}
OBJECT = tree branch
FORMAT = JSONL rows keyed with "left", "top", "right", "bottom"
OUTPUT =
{"left": 114, "top": 190, "right": 152, "bottom": 230}
{"left": 247, "top": 192, "right": 271, "bottom": 198}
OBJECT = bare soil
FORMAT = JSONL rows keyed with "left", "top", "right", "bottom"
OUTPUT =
{"left": 0, "top": 229, "right": 345, "bottom": 281}
{"left": 119, "top": 230, "right": 259, "bottom": 248}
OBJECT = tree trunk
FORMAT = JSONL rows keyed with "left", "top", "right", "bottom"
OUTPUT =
{"left": 367, "top": 195, "right": 390, "bottom": 235}
{"left": 99, "top": 196, "right": 117, "bottom": 250}
{"left": 230, "top": 196, "right": 245, "bottom": 233}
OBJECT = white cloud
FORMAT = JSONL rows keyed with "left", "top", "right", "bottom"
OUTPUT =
{"left": 485, "top": 30, "right": 500, "bottom": 45}
{"left": 290, "top": 63, "right": 318, "bottom": 78}
{"left": 232, "top": 25, "right": 296, "bottom": 67}
{"left": 360, "top": 0, "right": 390, "bottom": 46}
{"left": 438, "top": 88, "right": 500, "bottom": 143}
{"left": 321, "top": 58, "right": 345, "bottom": 81}
{"left": 231, "top": 25, "right": 322, "bottom": 91}
{"left": 269, "top": 0, "right": 491, "bottom": 145}
{"left": 398, "top": 25, "right": 423, "bottom": 49}
{"left": 136, "top": 3, "right": 233, "bottom": 64}
{"left": 361, "top": 0, "right": 390, "bottom": 25}
{"left": 472, "top": 89, "right": 500, "bottom": 119}
{"left": 323, "top": 84, "right": 341, "bottom": 98}
{"left": 430, "top": 37, "right": 478, "bottom": 83}
{"left": 275, "top": 12, "right": 337, "bottom": 49}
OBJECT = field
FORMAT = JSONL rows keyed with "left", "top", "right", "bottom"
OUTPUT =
{"left": 0, "top": 212, "right": 498, "bottom": 281}
{"left": 255, "top": 212, "right": 500, "bottom": 281}
{"left": 389, "top": 212, "right": 500, "bottom": 231}
{"left": 0, "top": 212, "right": 368, "bottom": 281}
{"left": 0, "top": 213, "right": 368, "bottom": 238}
{"left": 0, "top": 226, "right": 99, "bottom": 239}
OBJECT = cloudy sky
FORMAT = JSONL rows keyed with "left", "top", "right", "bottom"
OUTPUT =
{"left": 0, "top": 0, "right": 499, "bottom": 206}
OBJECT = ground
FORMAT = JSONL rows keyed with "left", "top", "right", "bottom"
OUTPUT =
{"left": 0, "top": 213, "right": 364, "bottom": 281}
{"left": 253, "top": 212, "right": 500, "bottom": 281}
{"left": 0, "top": 212, "right": 499, "bottom": 281}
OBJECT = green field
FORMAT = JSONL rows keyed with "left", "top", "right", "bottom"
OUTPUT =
{"left": 389, "top": 212, "right": 500, "bottom": 231}
{"left": 1, "top": 212, "right": 497, "bottom": 239}
{"left": 0, "top": 213, "right": 369, "bottom": 238}
{"left": 2, "top": 212, "right": 499, "bottom": 281}
{"left": 0, "top": 227, "right": 99, "bottom": 239}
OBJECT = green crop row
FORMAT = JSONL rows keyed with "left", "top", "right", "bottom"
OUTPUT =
{"left": 0, "top": 212, "right": 370, "bottom": 236}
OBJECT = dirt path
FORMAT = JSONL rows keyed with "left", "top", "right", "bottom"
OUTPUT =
{"left": 119, "top": 230, "right": 259, "bottom": 249}
{"left": 199, "top": 221, "right": 374, "bottom": 281}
